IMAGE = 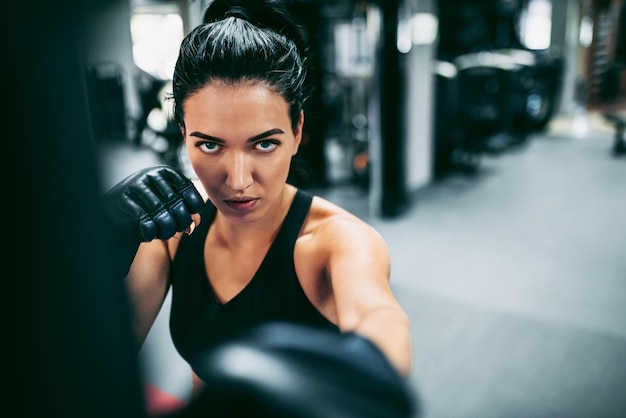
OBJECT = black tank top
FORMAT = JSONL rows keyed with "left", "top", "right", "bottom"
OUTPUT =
{"left": 169, "top": 189, "right": 339, "bottom": 364}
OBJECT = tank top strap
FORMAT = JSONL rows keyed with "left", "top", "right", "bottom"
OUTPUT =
{"left": 272, "top": 189, "right": 313, "bottom": 252}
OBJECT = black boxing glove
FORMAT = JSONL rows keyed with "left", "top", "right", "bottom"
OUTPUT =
{"left": 165, "top": 322, "right": 417, "bottom": 418}
{"left": 102, "top": 165, "right": 204, "bottom": 278}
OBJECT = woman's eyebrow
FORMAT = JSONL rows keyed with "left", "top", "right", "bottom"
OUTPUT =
{"left": 189, "top": 128, "right": 285, "bottom": 143}
{"left": 248, "top": 128, "right": 285, "bottom": 142}
{"left": 189, "top": 131, "right": 223, "bottom": 142}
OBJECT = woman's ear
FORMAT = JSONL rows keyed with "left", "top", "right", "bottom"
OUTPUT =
{"left": 293, "top": 111, "right": 305, "bottom": 156}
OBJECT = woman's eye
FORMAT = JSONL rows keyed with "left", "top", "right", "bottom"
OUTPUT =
{"left": 199, "top": 142, "right": 220, "bottom": 154}
{"left": 255, "top": 140, "right": 278, "bottom": 152}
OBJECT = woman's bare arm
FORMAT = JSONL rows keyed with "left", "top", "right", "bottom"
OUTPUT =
{"left": 322, "top": 216, "right": 413, "bottom": 376}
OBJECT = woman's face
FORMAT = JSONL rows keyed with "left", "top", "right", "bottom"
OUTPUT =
{"left": 181, "top": 82, "right": 303, "bottom": 223}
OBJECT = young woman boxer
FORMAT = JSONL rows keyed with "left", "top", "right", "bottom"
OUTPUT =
{"left": 104, "top": 1, "right": 414, "bottom": 416}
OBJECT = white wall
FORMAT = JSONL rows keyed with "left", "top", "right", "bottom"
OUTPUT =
{"left": 405, "top": 44, "right": 436, "bottom": 191}
{"left": 551, "top": 0, "right": 582, "bottom": 116}
{"left": 403, "top": 0, "right": 437, "bottom": 192}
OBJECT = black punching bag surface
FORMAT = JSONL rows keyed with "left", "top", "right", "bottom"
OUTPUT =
{"left": 10, "top": 1, "right": 146, "bottom": 417}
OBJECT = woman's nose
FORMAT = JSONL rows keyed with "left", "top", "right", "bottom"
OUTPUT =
{"left": 224, "top": 151, "right": 253, "bottom": 191}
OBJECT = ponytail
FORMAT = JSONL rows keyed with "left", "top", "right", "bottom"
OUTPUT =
{"left": 202, "top": 0, "right": 308, "bottom": 57}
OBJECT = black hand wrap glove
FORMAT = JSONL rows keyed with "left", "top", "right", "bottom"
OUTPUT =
{"left": 164, "top": 322, "right": 417, "bottom": 418}
{"left": 102, "top": 165, "right": 204, "bottom": 278}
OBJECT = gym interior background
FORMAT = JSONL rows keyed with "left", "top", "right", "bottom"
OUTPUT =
{"left": 16, "top": 0, "right": 624, "bottom": 417}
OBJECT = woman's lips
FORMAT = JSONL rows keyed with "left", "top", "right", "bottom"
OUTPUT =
{"left": 224, "top": 198, "right": 259, "bottom": 211}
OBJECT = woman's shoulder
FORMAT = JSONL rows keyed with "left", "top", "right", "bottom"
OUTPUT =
{"left": 302, "top": 193, "right": 386, "bottom": 249}
{"left": 305, "top": 193, "right": 354, "bottom": 225}
{"left": 296, "top": 193, "right": 389, "bottom": 276}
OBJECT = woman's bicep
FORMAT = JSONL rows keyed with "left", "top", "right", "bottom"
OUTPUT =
{"left": 325, "top": 219, "right": 394, "bottom": 326}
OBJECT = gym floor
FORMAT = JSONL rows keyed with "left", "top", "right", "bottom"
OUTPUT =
{"left": 98, "top": 109, "right": 626, "bottom": 418}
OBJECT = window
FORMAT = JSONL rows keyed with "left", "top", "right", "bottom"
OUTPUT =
{"left": 519, "top": 0, "right": 552, "bottom": 50}
{"left": 130, "top": 12, "right": 184, "bottom": 80}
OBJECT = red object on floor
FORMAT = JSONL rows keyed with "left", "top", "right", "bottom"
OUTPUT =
{"left": 144, "top": 383, "right": 187, "bottom": 417}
